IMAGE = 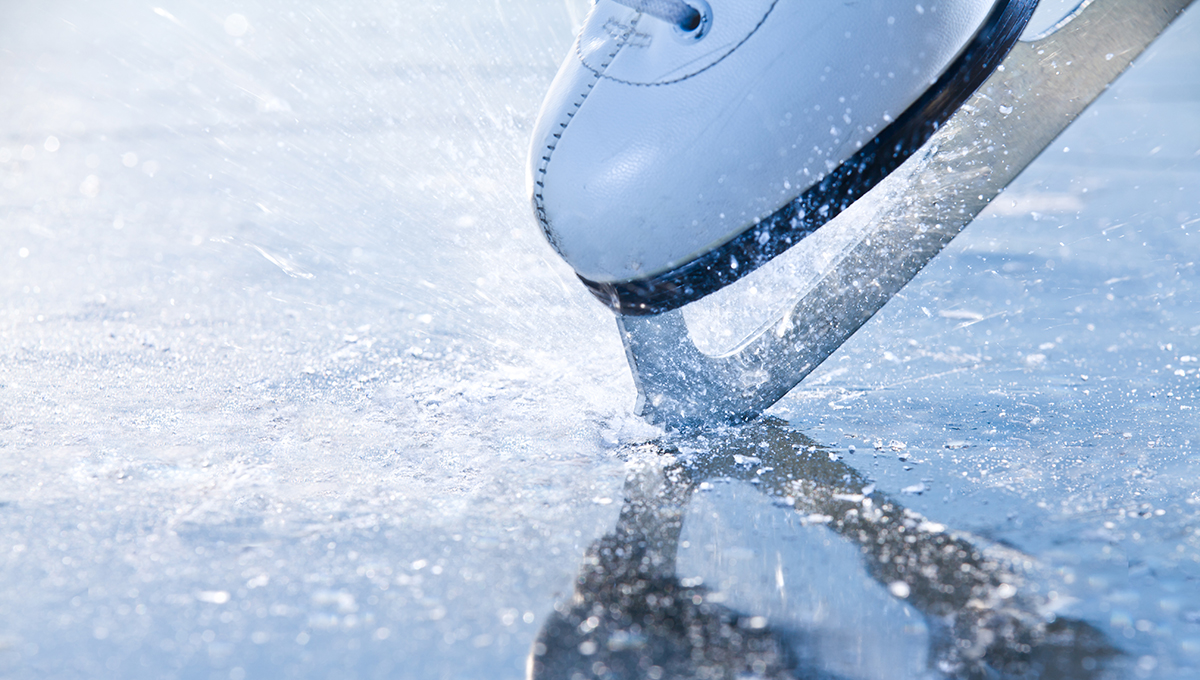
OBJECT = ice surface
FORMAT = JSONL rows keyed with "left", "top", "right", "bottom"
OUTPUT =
{"left": 1, "top": 1, "right": 1198, "bottom": 678}
{"left": 676, "top": 481, "right": 932, "bottom": 680}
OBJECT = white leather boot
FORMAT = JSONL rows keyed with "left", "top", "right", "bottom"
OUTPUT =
{"left": 529, "top": 0, "right": 1037, "bottom": 314}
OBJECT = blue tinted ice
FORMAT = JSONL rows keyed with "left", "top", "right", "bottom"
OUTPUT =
{"left": 0, "top": 1, "right": 1198, "bottom": 678}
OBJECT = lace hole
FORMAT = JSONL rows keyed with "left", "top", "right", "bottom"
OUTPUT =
{"left": 674, "top": 0, "right": 712, "bottom": 41}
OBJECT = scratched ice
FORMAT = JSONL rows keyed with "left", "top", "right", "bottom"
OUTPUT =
{"left": 1, "top": 1, "right": 1198, "bottom": 678}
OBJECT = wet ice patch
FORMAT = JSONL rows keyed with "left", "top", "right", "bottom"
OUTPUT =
{"left": 678, "top": 481, "right": 930, "bottom": 679}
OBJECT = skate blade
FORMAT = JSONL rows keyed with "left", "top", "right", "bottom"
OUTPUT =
{"left": 619, "top": 0, "right": 1196, "bottom": 430}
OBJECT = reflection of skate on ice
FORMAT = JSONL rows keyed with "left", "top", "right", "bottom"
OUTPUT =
{"left": 528, "top": 0, "right": 1193, "bottom": 428}
{"left": 528, "top": 422, "right": 1120, "bottom": 679}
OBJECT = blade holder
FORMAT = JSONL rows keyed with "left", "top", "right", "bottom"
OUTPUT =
{"left": 620, "top": 0, "right": 1195, "bottom": 430}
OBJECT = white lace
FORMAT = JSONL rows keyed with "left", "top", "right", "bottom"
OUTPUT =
{"left": 610, "top": 0, "right": 702, "bottom": 31}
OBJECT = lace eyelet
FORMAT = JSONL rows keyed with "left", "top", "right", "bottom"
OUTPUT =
{"left": 673, "top": 0, "right": 712, "bottom": 41}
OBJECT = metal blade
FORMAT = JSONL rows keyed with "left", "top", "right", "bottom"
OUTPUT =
{"left": 619, "top": 0, "right": 1195, "bottom": 429}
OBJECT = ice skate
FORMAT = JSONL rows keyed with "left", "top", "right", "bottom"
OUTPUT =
{"left": 530, "top": 0, "right": 1194, "bottom": 428}
{"left": 531, "top": 0, "right": 1033, "bottom": 314}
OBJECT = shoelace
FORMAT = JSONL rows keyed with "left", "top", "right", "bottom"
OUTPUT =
{"left": 610, "top": 0, "right": 702, "bottom": 31}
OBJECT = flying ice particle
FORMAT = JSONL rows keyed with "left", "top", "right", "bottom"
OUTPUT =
{"left": 80, "top": 175, "right": 100, "bottom": 198}
{"left": 225, "top": 14, "right": 250, "bottom": 37}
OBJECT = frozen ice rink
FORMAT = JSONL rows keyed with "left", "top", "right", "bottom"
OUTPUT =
{"left": 1, "top": 1, "right": 1198, "bottom": 678}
